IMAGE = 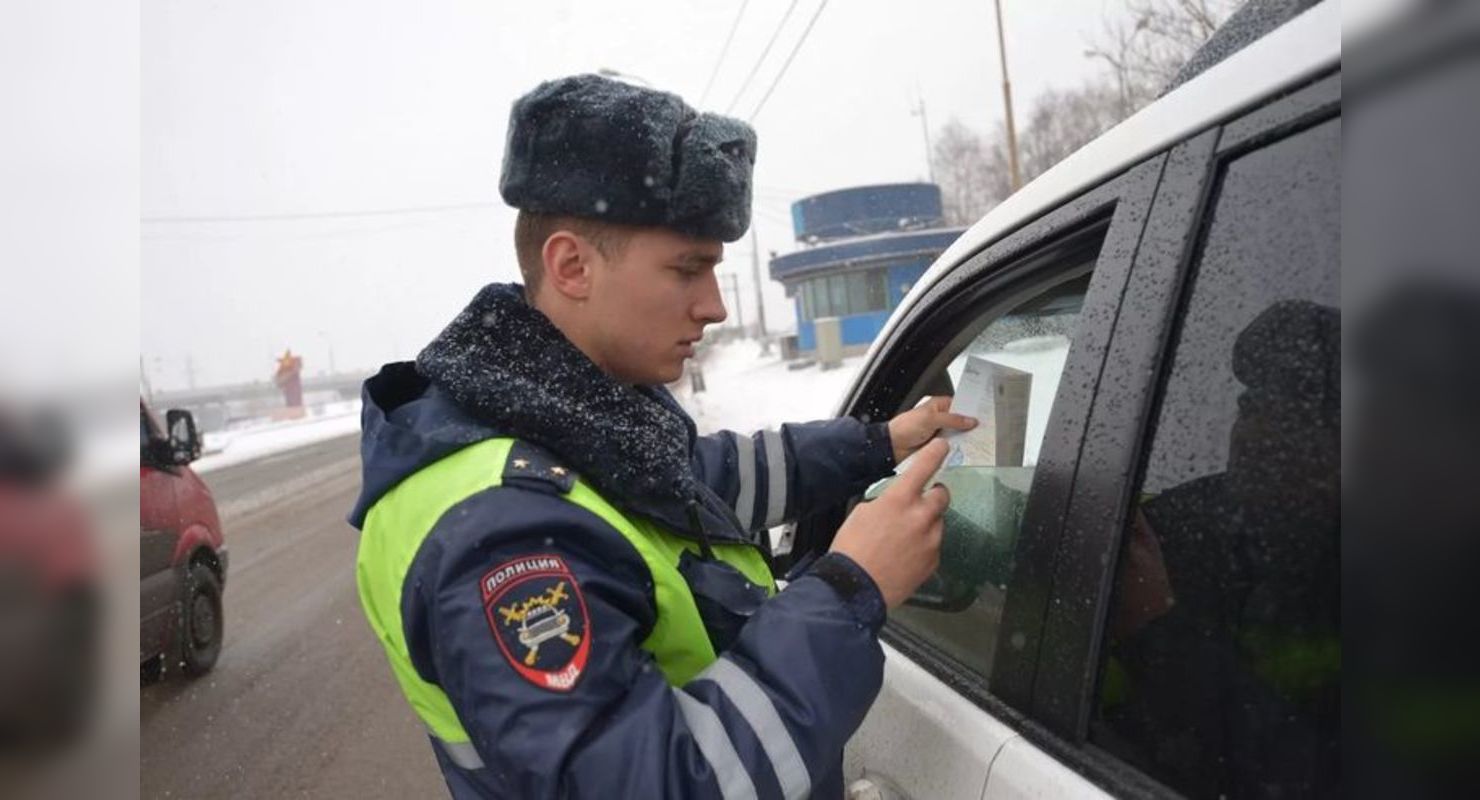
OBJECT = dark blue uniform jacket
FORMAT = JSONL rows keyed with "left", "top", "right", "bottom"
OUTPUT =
{"left": 348, "top": 284, "right": 897, "bottom": 799}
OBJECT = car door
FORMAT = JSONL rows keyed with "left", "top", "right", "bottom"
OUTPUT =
{"left": 796, "top": 154, "right": 1166, "bottom": 799}
{"left": 984, "top": 73, "right": 1341, "bottom": 798}
{"left": 140, "top": 404, "right": 181, "bottom": 658}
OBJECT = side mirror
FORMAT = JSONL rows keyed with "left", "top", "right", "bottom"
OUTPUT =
{"left": 165, "top": 409, "right": 201, "bottom": 465}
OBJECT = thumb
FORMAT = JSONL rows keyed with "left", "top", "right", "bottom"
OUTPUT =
{"left": 891, "top": 438, "right": 949, "bottom": 497}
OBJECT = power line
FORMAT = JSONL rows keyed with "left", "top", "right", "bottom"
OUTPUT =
{"left": 142, "top": 199, "right": 502, "bottom": 224}
{"left": 748, "top": 0, "right": 831, "bottom": 122}
{"left": 724, "top": 0, "right": 801, "bottom": 115}
{"left": 698, "top": 0, "right": 750, "bottom": 107}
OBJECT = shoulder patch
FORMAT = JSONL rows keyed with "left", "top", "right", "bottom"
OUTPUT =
{"left": 480, "top": 554, "right": 591, "bottom": 692}
{"left": 502, "top": 440, "right": 578, "bottom": 494}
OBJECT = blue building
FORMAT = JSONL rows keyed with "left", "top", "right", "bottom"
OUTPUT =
{"left": 768, "top": 183, "right": 965, "bottom": 354}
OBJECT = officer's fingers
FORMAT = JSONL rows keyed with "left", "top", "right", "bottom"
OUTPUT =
{"left": 928, "top": 519, "right": 945, "bottom": 563}
{"left": 920, "top": 517, "right": 945, "bottom": 570}
{"left": 891, "top": 439, "right": 948, "bottom": 497}
{"left": 922, "top": 483, "right": 951, "bottom": 518}
{"left": 927, "top": 515, "right": 945, "bottom": 546}
{"left": 936, "top": 411, "right": 978, "bottom": 431}
{"left": 928, "top": 395, "right": 953, "bottom": 412}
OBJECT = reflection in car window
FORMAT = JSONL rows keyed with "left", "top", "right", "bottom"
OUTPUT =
{"left": 1091, "top": 119, "right": 1340, "bottom": 798}
{"left": 881, "top": 272, "right": 1092, "bottom": 678}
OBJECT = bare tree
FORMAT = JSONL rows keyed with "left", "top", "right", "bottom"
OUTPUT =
{"left": 929, "top": 82, "right": 1117, "bottom": 226}
{"left": 1085, "top": 0, "right": 1239, "bottom": 116}
{"left": 1018, "top": 82, "right": 1125, "bottom": 181}
{"left": 931, "top": 118, "right": 1009, "bottom": 226}
{"left": 927, "top": 0, "right": 1234, "bottom": 226}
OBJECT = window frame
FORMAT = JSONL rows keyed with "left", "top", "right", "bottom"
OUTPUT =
{"left": 1026, "top": 72, "right": 1342, "bottom": 797}
{"left": 789, "top": 155, "right": 1166, "bottom": 721}
{"left": 807, "top": 69, "right": 1342, "bottom": 800}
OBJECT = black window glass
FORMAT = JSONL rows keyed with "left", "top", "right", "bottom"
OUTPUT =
{"left": 1091, "top": 119, "right": 1340, "bottom": 798}
{"left": 140, "top": 408, "right": 160, "bottom": 451}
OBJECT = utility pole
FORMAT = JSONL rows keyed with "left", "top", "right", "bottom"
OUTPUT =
{"left": 993, "top": 0, "right": 1023, "bottom": 191}
{"left": 911, "top": 95, "right": 935, "bottom": 184}
{"left": 184, "top": 354, "right": 198, "bottom": 390}
{"left": 722, "top": 272, "right": 745, "bottom": 332}
{"left": 749, "top": 227, "right": 768, "bottom": 340}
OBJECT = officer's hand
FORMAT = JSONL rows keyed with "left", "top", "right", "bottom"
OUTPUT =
{"left": 830, "top": 439, "right": 951, "bottom": 609}
{"left": 887, "top": 396, "right": 977, "bottom": 465}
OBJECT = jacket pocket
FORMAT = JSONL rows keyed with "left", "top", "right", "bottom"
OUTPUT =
{"left": 675, "top": 550, "right": 769, "bottom": 653}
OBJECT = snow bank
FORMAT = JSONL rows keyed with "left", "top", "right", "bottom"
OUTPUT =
{"left": 194, "top": 401, "right": 362, "bottom": 473}
{"left": 670, "top": 340, "right": 865, "bottom": 434}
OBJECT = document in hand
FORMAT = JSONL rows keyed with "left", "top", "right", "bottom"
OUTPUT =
{"left": 944, "top": 355, "right": 1032, "bottom": 469}
{"left": 894, "top": 355, "right": 1033, "bottom": 489}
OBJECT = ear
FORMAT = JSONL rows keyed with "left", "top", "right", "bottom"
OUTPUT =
{"left": 541, "top": 230, "right": 595, "bottom": 301}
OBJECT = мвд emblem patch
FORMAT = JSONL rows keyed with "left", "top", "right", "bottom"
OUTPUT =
{"left": 480, "top": 554, "right": 590, "bottom": 692}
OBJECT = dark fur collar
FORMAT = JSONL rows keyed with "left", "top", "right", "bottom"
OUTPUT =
{"left": 415, "top": 283, "right": 697, "bottom": 509}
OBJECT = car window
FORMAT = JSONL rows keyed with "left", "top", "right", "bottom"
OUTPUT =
{"left": 140, "top": 407, "right": 158, "bottom": 449}
{"left": 1090, "top": 119, "right": 1340, "bottom": 798}
{"left": 870, "top": 269, "right": 1094, "bottom": 679}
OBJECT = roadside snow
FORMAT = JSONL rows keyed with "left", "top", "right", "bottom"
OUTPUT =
{"left": 670, "top": 340, "right": 865, "bottom": 434}
{"left": 194, "top": 401, "right": 362, "bottom": 473}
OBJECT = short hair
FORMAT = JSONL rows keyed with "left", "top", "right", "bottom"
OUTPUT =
{"left": 514, "top": 211, "right": 633, "bottom": 297}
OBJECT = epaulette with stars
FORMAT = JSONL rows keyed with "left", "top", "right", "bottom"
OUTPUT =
{"left": 501, "top": 440, "right": 578, "bottom": 495}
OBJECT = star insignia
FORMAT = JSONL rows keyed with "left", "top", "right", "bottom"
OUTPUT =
{"left": 512, "top": 458, "right": 529, "bottom": 469}
{"left": 550, "top": 466, "right": 568, "bottom": 477}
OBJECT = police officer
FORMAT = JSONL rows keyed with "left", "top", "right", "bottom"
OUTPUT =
{"left": 350, "top": 74, "right": 974, "bottom": 799}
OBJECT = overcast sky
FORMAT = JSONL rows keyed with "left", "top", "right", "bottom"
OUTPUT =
{"left": 141, "top": 0, "right": 1134, "bottom": 391}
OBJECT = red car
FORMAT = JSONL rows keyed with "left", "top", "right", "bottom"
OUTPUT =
{"left": 0, "top": 404, "right": 99, "bottom": 743}
{"left": 140, "top": 400, "right": 227, "bottom": 682}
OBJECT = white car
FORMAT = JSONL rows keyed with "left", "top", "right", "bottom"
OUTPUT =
{"left": 811, "top": 2, "right": 1352, "bottom": 797}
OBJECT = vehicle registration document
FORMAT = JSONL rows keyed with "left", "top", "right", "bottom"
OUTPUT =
{"left": 945, "top": 355, "right": 1032, "bottom": 468}
{"left": 898, "top": 355, "right": 1033, "bottom": 487}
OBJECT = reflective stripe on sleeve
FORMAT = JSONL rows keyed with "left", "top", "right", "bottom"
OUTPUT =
{"left": 673, "top": 689, "right": 760, "bottom": 800}
{"left": 698, "top": 658, "right": 811, "bottom": 800}
{"left": 761, "top": 429, "right": 788, "bottom": 528}
{"left": 731, "top": 431, "right": 757, "bottom": 531}
{"left": 434, "top": 736, "right": 486, "bottom": 770}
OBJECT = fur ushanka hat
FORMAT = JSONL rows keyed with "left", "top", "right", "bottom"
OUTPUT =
{"left": 499, "top": 73, "right": 757, "bottom": 243}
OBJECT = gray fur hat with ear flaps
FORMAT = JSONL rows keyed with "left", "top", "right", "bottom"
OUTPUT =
{"left": 498, "top": 73, "right": 757, "bottom": 243}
